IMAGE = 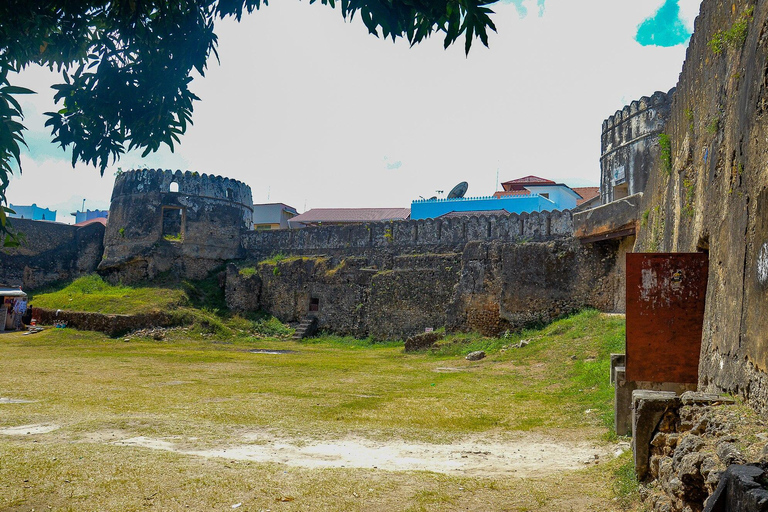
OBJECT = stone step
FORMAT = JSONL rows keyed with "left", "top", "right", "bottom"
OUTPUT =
{"left": 292, "top": 316, "right": 318, "bottom": 340}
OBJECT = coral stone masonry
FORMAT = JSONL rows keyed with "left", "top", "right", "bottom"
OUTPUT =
{"left": 99, "top": 169, "right": 253, "bottom": 281}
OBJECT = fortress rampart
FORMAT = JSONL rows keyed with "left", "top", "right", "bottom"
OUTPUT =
{"left": 241, "top": 209, "right": 573, "bottom": 263}
{"left": 600, "top": 89, "right": 674, "bottom": 204}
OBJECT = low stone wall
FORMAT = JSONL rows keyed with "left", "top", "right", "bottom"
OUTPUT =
{"left": 31, "top": 308, "right": 178, "bottom": 337}
{"left": 0, "top": 219, "right": 105, "bottom": 290}
{"left": 631, "top": 390, "right": 768, "bottom": 512}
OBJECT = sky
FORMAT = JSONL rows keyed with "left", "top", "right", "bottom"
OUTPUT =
{"left": 8, "top": 0, "right": 701, "bottom": 223}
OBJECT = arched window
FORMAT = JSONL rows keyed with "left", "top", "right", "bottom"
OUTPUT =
{"left": 227, "top": 188, "right": 234, "bottom": 200}
{"left": 170, "top": 182, "right": 179, "bottom": 193}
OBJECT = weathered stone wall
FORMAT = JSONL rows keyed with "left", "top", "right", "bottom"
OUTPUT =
{"left": 226, "top": 237, "right": 620, "bottom": 340}
{"left": 240, "top": 210, "right": 573, "bottom": 265}
{"left": 601, "top": 90, "right": 674, "bottom": 204}
{"left": 100, "top": 169, "right": 253, "bottom": 281}
{"left": 447, "top": 238, "right": 622, "bottom": 335}
{"left": 634, "top": 0, "right": 768, "bottom": 412}
{"left": 0, "top": 219, "right": 104, "bottom": 290}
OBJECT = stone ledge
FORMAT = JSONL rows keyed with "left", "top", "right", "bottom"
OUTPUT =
{"left": 31, "top": 308, "right": 178, "bottom": 337}
{"left": 573, "top": 192, "right": 643, "bottom": 242}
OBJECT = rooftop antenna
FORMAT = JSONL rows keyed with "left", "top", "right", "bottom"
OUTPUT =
{"left": 495, "top": 168, "right": 499, "bottom": 191}
{"left": 447, "top": 181, "right": 468, "bottom": 199}
{"left": 267, "top": 186, "right": 270, "bottom": 202}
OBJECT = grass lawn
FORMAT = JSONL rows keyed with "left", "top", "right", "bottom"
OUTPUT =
{"left": 0, "top": 310, "right": 640, "bottom": 511}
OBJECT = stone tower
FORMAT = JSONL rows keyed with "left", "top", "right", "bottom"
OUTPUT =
{"left": 99, "top": 169, "right": 253, "bottom": 281}
{"left": 600, "top": 88, "right": 675, "bottom": 204}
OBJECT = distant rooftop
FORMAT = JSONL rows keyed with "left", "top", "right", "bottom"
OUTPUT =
{"left": 572, "top": 187, "right": 600, "bottom": 206}
{"left": 290, "top": 208, "right": 411, "bottom": 226}
{"left": 73, "top": 217, "right": 107, "bottom": 227}
{"left": 500, "top": 175, "right": 556, "bottom": 191}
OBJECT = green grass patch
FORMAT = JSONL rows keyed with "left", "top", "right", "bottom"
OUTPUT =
{"left": 31, "top": 275, "right": 187, "bottom": 315}
{"left": 30, "top": 274, "right": 294, "bottom": 340}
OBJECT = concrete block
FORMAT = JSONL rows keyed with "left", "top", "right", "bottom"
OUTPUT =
{"left": 614, "top": 376, "right": 695, "bottom": 437}
{"left": 610, "top": 353, "right": 626, "bottom": 384}
{"left": 615, "top": 367, "right": 632, "bottom": 436}
{"left": 632, "top": 390, "right": 680, "bottom": 481}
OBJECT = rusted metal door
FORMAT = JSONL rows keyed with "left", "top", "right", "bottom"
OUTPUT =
{"left": 626, "top": 253, "right": 708, "bottom": 384}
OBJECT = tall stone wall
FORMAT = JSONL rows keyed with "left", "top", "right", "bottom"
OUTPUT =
{"left": 226, "top": 237, "right": 621, "bottom": 340}
{"left": 635, "top": 0, "right": 768, "bottom": 412}
{"left": 241, "top": 210, "right": 573, "bottom": 265}
{"left": 0, "top": 219, "right": 105, "bottom": 290}
{"left": 100, "top": 169, "right": 253, "bottom": 281}
{"left": 601, "top": 90, "right": 674, "bottom": 204}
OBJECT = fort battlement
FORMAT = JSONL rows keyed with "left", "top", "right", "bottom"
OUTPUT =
{"left": 599, "top": 88, "right": 675, "bottom": 204}
{"left": 601, "top": 88, "right": 676, "bottom": 134}
{"left": 111, "top": 168, "right": 253, "bottom": 209}
{"left": 241, "top": 209, "right": 573, "bottom": 262}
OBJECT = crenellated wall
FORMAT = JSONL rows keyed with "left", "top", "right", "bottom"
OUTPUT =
{"left": 601, "top": 89, "right": 675, "bottom": 204}
{"left": 241, "top": 209, "right": 573, "bottom": 263}
{"left": 100, "top": 169, "right": 253, "bottom": 280}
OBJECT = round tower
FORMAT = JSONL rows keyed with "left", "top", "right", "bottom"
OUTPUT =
{"left": 99, "top": 169, "right": 253, "bottom": 281}
{"left": 600, "top": 88, "right": 675, "bottom": 204}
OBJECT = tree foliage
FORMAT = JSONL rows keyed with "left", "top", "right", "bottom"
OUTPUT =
{"left": 0, "top": 0, "right": 496, "bottom": 243}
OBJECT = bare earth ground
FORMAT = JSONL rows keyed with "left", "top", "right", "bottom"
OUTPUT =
{"left": 0, "top": 422, "right": 627, "bottom": 477}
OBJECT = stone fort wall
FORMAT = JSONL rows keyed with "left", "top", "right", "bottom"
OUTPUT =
{"left": 633, "top": 0, "right": 768, "bottom": 413}
{"left": 601, "top": 89, "right": 674, "bottom": 204}
{"left": 0, "top": 218, "right": 104, "bottom": 289}
{"left": 241, "top": 209, "right": 573, "bottom": 263}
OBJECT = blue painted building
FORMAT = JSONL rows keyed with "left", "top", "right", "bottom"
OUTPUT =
{"left": 411, "top": 176, "right": 582, "bottom": 220}
{"left": 411, "top": 195, "right": 558, "bottom": 220}
{"left": 8, "top": 203, "right": 57, "bottom": 222}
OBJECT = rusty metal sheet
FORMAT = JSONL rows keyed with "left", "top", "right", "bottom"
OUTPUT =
{"left": 626, "top": 253, "right": 708, "bottom": 384}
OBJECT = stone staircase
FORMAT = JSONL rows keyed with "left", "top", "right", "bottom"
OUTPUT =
{"left": 292, "top": 316, "right": 318, "bottom": 340}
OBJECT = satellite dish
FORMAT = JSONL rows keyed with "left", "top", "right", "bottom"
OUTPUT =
{"left": 447, "top": 181, "right": 468, "bottom": 199}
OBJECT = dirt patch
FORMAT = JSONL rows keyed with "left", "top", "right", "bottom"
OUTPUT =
{"left": 0, "top": 397, "right": 36, "bottom": 404}
{"left": 0, "top": 423, "right": 60, "bottom": 435}
{"left": 111, "top": 431, "right": 628, "bottom": 477}
{"left": 432, "top": 367, "right": 466, "bottom": 373}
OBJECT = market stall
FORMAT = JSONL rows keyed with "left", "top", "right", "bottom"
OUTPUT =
{"left": 0, "top": 287, "right": 28, "bottom": 331}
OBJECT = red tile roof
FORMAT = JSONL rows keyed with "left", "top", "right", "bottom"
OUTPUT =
{"left": 572, "top": 187, "right": 600, "bottom": 206}
{"left": 500, "top": 175, "right": 556, "bottom": 191}
{"left": 73, "top": 217, "right": 107, "bottom": 227}
{"left": 290, "top": 208, "right": 411, "bottom": 225}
